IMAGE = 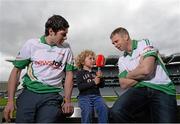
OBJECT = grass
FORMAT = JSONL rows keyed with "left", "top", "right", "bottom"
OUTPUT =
{"left": 0, "top": 96, "right": 118, "bottom": 106}
{"left": 0, "top": 98, "right": 8, "bottom": 106}
{"left": 71, "top": 96, "right": 118, "bottom": 102}
{"left": 176, "top": 94, "right": 180, "bottom": 99}
{"left": 0, "top": 96, "right": 118, "bottom": 118}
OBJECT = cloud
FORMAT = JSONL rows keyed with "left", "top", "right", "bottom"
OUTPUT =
{"left": 0, "top": 0, "right": 180, "bottom": 81}
{"left": 0, "top": 52, "right": 14, "bottom": 81}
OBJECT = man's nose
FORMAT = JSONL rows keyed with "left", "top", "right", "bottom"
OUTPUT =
{"left": 114, "top": 44, "right": 118, "bottom": 48}
{"left": 63, "top": 36, "right": 67, "bottom": 40}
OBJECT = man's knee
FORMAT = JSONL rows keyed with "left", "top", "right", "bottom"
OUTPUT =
{"left": 110, "top": 105, "right": 134, "bottom": 123}
{"left": 109, "top": 106, "right": 121, "bottom": 122}
{"left": 16, "top": 109, "right": 35, "bottom": 123}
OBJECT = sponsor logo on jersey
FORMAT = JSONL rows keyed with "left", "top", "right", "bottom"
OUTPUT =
{"left": 34, "top": 60, "right": 62, "bottom": 69}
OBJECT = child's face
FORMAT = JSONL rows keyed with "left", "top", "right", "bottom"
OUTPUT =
{"left": 83, "top": 55, "right": 95, "bottom": 69}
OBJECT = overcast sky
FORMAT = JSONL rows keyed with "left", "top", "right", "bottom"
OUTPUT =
{"left": 0, "top": 0, "right": 180, "bottom": 81}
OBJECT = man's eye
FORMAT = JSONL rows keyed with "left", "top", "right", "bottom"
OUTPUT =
{"left": 62, "top": 33, "right": 66, "bottom": 37}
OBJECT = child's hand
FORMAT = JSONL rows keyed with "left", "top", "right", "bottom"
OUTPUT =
{"left": 96, "top": 71, "right": 103, "bottom": 78}
{"left": 93, "top": 71, "right": 103, "bottom": 85}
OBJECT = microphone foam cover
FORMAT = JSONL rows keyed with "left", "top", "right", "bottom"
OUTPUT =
{"left": 96, "top": 54, "right": 105, "bottom": 67}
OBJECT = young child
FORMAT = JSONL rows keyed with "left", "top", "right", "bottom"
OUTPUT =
{"left": 75, "top": 50, "right": 108, "bottom": 123}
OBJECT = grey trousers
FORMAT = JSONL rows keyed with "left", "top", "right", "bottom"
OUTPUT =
{"left": 16, "top": 88, "right": 63, "bottom": 123}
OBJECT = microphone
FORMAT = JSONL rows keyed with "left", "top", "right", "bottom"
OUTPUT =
{"left": 96, "top": 54, "right": 105, "bottom": 71}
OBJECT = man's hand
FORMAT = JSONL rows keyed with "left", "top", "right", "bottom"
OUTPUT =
{"left": 3, "top": 101, "right": 14, "bottom": 122}
{"left": 119, "top": 78, "right": 138, "bottom": 89}
{"left": 62, "top": 102, "right": 74, "bottom": 116}
{"left": 3, "top": 67, "right": 21, "bottom": 122}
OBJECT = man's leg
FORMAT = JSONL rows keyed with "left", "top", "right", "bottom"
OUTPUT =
{"left": 16, "top": 89, "right": 37, "bottom": 123}
{"left": 110, "top": 87, "right": 149, "bottom": 122}
{"left": 149, "top": 88, "right": 177, "bottom": 122}
{"left": 35, "top": 103, "right": 62, "bottom": 122}
{"left": 35, "top": 93, "right": 63, "bottom": 123}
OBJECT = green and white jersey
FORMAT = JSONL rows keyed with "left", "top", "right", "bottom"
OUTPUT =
{"left": 118, "top": 39, "right": 176, "bottom": 95}
{"left": 13, "top": 36, "right": 75, "bottom": 93}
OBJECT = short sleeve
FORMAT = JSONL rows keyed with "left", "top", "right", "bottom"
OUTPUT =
{"left": 140, "top": 39, "right": 158, "bottom": 58}
{"left": 65, "top": 48, "right": 77, "bottom": 71}
{"left": 13, "top": 40, "right": 32, "bottom": 69}
{"left": 118, "top": 57, "right": 128, "bottom": 78}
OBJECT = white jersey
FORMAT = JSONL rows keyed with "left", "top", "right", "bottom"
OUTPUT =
{"left": 13, "top": 36, "right": 75, "bottom": 93}
{"left": 118, "top": 39, "right": 176, "bottom": 95}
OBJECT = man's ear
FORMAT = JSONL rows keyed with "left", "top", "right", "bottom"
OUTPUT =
{"left": 124, "top": 34, "right": 129, "bottom": 41}
{"left": 49, "top": 28, "right": 54, "bottom": 36}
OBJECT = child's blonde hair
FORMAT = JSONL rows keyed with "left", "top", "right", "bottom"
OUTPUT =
{"left": 75, "top": 50, "right": 96, "bottom": 69}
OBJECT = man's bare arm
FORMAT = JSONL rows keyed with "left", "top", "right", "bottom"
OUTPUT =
{"left": 64, "top": 71, "right": 73, "bottom": 103}
{"left": 62, "top": 71, "right": 74, "bottom": 114}
{"left": 119, "top": 78, "right": 138, "bottom": 89}
{"left": 7, "top": 67, "right": 21, "bottom": 102}
{"left": 4, "top": 67, "right": 21, "bottom": 122}
{"left": 127, "top": 56, "right": 156, "bottom": 80}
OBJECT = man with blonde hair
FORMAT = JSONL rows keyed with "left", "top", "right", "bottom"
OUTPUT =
{"left": 110, "top": 27, "right": 177, "bottom": 122}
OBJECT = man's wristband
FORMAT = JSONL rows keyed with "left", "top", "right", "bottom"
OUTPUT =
{"left": 64, "top": 98, "right": 71, "bottom": 103}
{"left": 97, "top": 76, "right": 103, "bottom": 78}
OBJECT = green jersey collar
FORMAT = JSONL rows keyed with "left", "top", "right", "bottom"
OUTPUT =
{"left": 124, "top": 40, "right": 138, "bottom": 57}
{"left": 40, "top": 36, "right": 46, "bottom": 44}
{"left": 40, "top": 36, "right": 56, "bottom": 47}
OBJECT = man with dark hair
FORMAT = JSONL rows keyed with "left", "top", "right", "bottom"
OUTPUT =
{"left": 110, "top": 27, "right": 177, "bottom": 122}
{"left": 4, "top": 15, "right": 75, "bottom": 123}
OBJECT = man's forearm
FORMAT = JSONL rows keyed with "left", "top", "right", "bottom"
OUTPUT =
{"left": 64, "top": 72, "right": 73, "bottom": 102}
{"left": 127, "top": 56, "right": 156, "bottom": 80}
{"left": 127, "top": 65, "right": 148, "bottom": 80}
{"left": 119, "top": 78, "right": 138, "bottom": 89}
{"left": 8, "top": 67, "right": 21, "bottom": 102}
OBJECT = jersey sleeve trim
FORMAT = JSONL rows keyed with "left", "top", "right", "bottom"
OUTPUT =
{"left": 143, "top": 50, "right": 157, "bottom": 58}
{"left": 65, "top": 63, "right": 77, "bottom": 71}
{"left": 13, "top": 59, "right": 31, "bottom": 69}
{"left": 118, "top": 70, "right": 128, "bottom": 78}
